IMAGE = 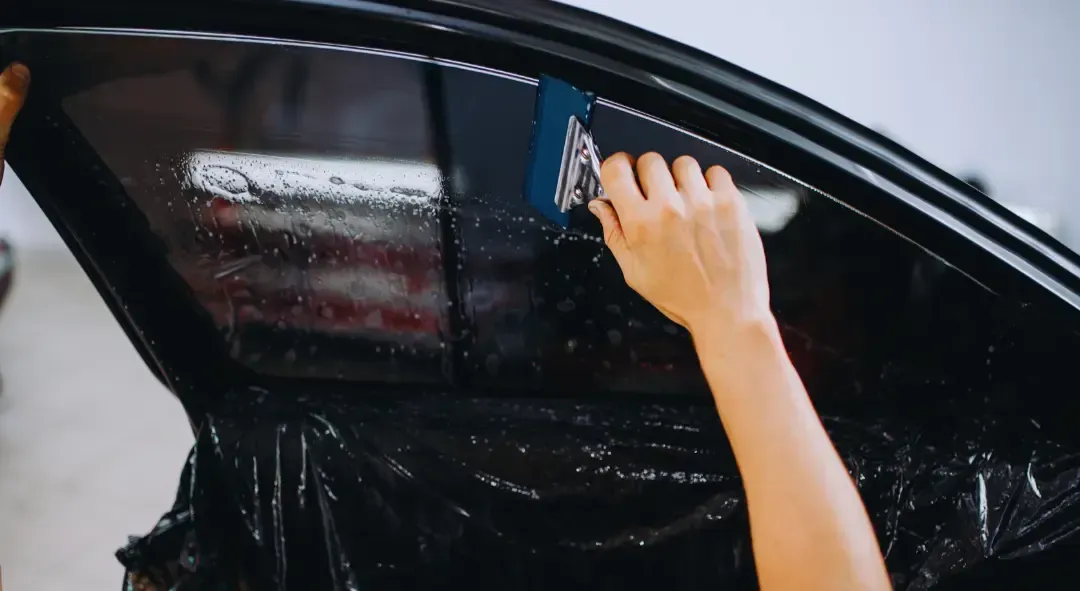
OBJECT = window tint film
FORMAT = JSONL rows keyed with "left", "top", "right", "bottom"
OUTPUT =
{"left": 4, "top": 30, "right": 1074, "bottom": 410}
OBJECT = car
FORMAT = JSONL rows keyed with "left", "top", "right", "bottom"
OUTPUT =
{"left": 4, "top": 1, "right": 1080, "bottom": 589}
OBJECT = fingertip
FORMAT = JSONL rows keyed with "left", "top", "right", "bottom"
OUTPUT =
{"left": 705, "top": 165, "right": 734, "bottom": 191}
{"left": 636, "top": 151, "right": 678, "bottom": 198}
{"left": 0, "top": 64, "right": 30, "bottom": 132}
{"left": 1, "top": 62, "right": 31, "bottom": 95}
{"left": 9, "top": 63, "right": 30, "bottom": 84}
{"left": 600, "top": 153, "right": 645, "bottom": 208}
{"left": 601, "top": 152, "right": 633, "bottom": 177}
{"left": 672, "top": 155, "right": 707, "bottom": 192}
{"left": 673, "top": 155, "right": 700, "bottom": 169}
{"left": 636, "top": 151, "right": 667, "bottom": 174}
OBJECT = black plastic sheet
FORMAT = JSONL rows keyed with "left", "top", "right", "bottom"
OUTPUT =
{"left": 118, "top": 388, "right": 1080, "bottom": 591}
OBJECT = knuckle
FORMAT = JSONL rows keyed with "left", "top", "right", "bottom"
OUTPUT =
{"left": 693, "top": 193, "right": 717, "bottom": 212}
{"left": 715, "top": 194, "right": 737, "bottom": 213}
{"left": 659, "top": 203, "right": 680, "bottom": 220}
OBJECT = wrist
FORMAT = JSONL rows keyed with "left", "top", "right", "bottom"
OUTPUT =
{"left": 693, "top": 317, "right": 802, "bottom": 418}
{"left": 688, "top": 313, "right": 789, "bottom": 389}
{"left": 687, "top": 313, "right": 782, "bottom": 354}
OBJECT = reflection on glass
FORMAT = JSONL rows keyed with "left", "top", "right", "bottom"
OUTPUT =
{"left": 179, "top": 151, "right": 447, "bottom": 359}
{"left": 47, "top": 36, "right": 452, "bottom": 383}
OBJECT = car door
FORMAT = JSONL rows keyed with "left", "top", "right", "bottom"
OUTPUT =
{"left": 4, "top": 1, "right": 1080, "bottom": 589}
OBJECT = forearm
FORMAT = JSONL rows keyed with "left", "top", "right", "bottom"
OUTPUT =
{"left": 692, "top": 317, "right": 891, "bottom": 591}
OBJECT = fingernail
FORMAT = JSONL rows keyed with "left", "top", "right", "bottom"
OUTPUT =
{"left": 5, "top": 63, "right": 30, "bottom": 92}
{"left": 588, "top": 202, "right": 599, "bottom": 214}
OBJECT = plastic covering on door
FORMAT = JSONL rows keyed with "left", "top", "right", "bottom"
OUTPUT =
{"left": 116, "top": 390, "right": 1080, "bottom": 590}
{"left": 3, "top": 31, "right": 1080, "bottom": 590}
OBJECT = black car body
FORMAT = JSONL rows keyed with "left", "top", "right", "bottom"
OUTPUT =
{"left": 4, "top": 1, "right": 1080, "bottom": 589}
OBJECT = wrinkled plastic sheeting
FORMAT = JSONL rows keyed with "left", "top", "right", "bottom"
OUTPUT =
{"left": 118, "top": 391, "right": 1080, "bottom": 590}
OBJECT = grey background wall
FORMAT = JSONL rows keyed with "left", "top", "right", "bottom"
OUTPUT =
{"left": 561, "top": 0, "right": 1080, "bottom": 246}
{"left": 1, "top": 0, "right": 1077, "bottom": 249}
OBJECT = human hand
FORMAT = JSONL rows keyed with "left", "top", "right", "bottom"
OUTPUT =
{"left": 589, "top": 152, "right": 774, "bottom": 342}
{"left": 0, "top": 62, "right": 31, "bottom": 188}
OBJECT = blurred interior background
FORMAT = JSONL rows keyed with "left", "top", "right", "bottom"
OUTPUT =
{"left": 0, "top": 0, "right": 1077, "bottom": 589}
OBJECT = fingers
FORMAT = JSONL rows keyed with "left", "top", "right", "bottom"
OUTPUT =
{"left": 672, "top": 155, "right": 709, "bottom": 195}
{"left": 602, "top": 153, "right": 739, "bottom": 228}
{"left": 588, "top": 199, "right": 629, "bottom": 264}
{"left": 600, "top": 152, "right": 643, "bottom": 212}
{"left": 0, "top": 63, "right": 31, "bottom": 159}
{"left": 705, "top": 164, "right": 735, "bottom": 194}
{"left": 635, "top": 152, "right": 678, "bottom": 204}
{"left": 706, "top": 164, "right": 742, "bottom": 212}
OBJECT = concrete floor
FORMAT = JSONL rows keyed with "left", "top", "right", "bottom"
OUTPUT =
{"left": 0, "top": 248, "right": 194, "bottom": 590}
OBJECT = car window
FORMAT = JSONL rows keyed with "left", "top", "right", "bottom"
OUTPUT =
{"left": 4, "top": 31, "right": 1072, "bottom": 412}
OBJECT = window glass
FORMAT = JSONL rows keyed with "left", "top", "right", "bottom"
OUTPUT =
{"left": 7, "top": 31, "right": 1071, "bottom": 414}
{"left": 40, "top": 34, "right": 452, "bottom": 384}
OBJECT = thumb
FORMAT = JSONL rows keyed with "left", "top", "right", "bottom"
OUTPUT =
{"left": 0, "top": 62, "right": 31, "bottom": 163}
{"left": 588, "top": 199, "right": 629, "bottom": 262}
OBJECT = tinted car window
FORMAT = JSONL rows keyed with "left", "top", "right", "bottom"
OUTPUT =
{"left": 5, "top": 31, "right": 1075, "bottom": 414}
{"left": 36, "top": 35, "right": 451, "bottom": 384}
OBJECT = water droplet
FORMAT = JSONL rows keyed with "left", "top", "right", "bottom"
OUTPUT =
{"left": 485, "top": 353, "right": 500, "bottom": 375}
{"left": 607, "top": 330, "right": 623, "bottom": 345}
{"left": 556, "top": 299, "right": 576, "bottom": 312}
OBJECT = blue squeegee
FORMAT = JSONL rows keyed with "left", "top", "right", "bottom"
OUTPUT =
{"left": 523, "top": 75, "right": 605, "bottom": 229}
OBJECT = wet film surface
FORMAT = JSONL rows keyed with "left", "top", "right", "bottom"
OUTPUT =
{"left": 8, "top": 31, "right": 1080, "bottom": 590}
